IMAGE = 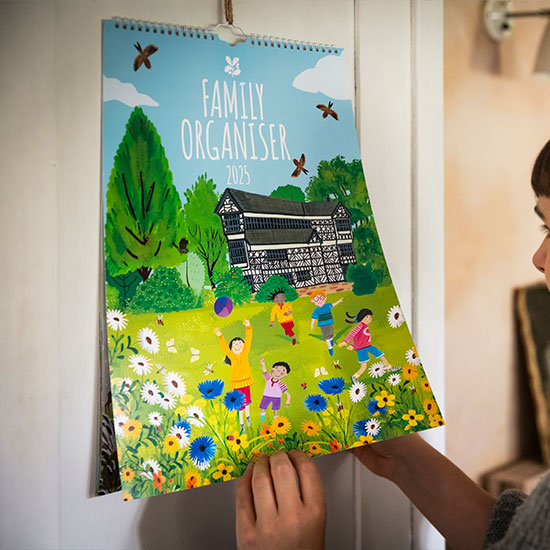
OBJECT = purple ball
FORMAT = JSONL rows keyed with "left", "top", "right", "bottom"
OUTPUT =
{"left": 214, "top": 296, "right": 234, "bottom": 317}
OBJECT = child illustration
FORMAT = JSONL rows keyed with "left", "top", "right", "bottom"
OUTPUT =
{"left": 310, "top": 290, "right": 343, "bottom": 356}
{"left": 258, "top": 357, "right": 291, "bottom": 421}
{"left": 338, "top": 308, "right": 392, "bottom": 382}
{"left": 213, "top": 320, "right": 254, "bottom": 432}
{"left": 269, "top": 291, "right": 296, "bottom": 345}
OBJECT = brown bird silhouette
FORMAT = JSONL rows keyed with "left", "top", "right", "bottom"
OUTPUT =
{"left": 291, "top": 154, "right": 308, "bottom": 177}
{"left": 316, "top": 102, "right": 338, "bottom": 120}
{"left": 133, "top": 42, "right": 158, "bottom": 71}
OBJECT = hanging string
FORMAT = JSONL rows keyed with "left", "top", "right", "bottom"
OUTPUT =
{"left": 224, "top": 0, "right": 234, "bottom": 25}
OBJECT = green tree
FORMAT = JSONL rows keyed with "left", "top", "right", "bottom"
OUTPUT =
{"left": 105, "top": 264, "right": 141, "bottom": 309}
{"left": 105, "top": 107, "right": 187, "bottom": 283}
{"left": 270, "top": 184, "right": 306, "bottom": 202}
{"left": 255, "top": 275, "right": 299, "bottom": 303}
{"left": 306, "top": 156, "right": 373, "bottom": 227}
{"left": 346, "top": 263, "right": 378, "bottom": 296}
{"left": 128, "top": 267, "right": 195, "bottom": 313}
{"left": 353, "top": 225, "right": 391, "bottom": 286}
{"left": 176, "top": 252, "right": 206, "bottom": 307}
{"left": 213, "top": 267, "right": 252, "bottom": 306}
{"left": 183, "top": 174, "right": 228, "bottom": 287}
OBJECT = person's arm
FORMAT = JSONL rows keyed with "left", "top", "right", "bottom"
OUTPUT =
{"left": 351, "top": 434, "right": 496, "bottom": 550}
{"left": 284, "top": 388, "right": 290, "bottom": 407}
{"left": 269, "top": 306, "right": 276, "bottom": 326}
{"left": 214, "top": 328, "right": 231, "bottom": 356}
{"left": 243, "top": 320, "right": 252, "bottom": 354}
{"left": 259, "top": 357, "right": 267, "bottom": 374}
{"left": 236, "top": 451, "right": 326, "bottom": 550}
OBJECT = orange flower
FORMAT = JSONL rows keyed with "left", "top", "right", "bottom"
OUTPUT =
{"left": 121, "top": 467, "right": 134, "bottom": 482}
{"left": 122, "top": 491, "right": 133, "bottom": 501}
{"left": 185, "top": 470, "right": 202, "bottom": 489}
{"left": 429, "top": 414, "right": 445, "bottom": 428}
{"left": 403, "top": 364, "right": 419, "bottom": 380}
{"left": 307, "top": 443, "right": 322, "bottom": 456}
{"left": 260, "top": 424, "right": 275, "bottom": 440}
{"left": 423, "top": 399, "right": 437, "bottom": 415}
{"left": 122, "top": 419, "right": 142, "bottom": 439}
{"left": 421, "top": 379, "right": 431, "bottom": 392}
{"left": 329, "top": 439, "right": 342, "bottom": 453}
{"left": 270, "top": 416, "right": 291, "bottom": 435}
{"left": 153, "top": 470, "right": 165, "bottom": 491}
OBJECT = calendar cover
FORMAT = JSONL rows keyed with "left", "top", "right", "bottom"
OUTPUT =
{"left": 101, "top": 19, "right": 443, "bottom": 500}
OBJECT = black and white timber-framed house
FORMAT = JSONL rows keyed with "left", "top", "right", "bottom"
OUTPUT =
{"left": 214, "top": 188, "right": 357, "bottom": 292}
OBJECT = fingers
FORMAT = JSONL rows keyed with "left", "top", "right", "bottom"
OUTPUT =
{"left": 251, "top": 454, "right": 277, "bottom": 518}
{"left": 288, "top": 450, "right": 325, "bottom": 508}
{"left": 269, "top": 452, "right": 301, "bottom": 512}
{"left": 236, "top": 464, "right": 256, "bottom": 535}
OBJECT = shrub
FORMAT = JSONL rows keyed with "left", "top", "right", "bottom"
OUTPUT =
{"left": 176, "top": 252, "right": 206, "bottom": 306}
{"left": 255, "top": 275, "right": 299, "bottom": 303}
{"left": 128, "top": 267, "right": 196, "bottom": 313}
{"left": 346, "top": 263, "right": 378, "bottom": 296}
{"left": 105, "top": 284, "right": 121, "bottom": 309}
{"left": 212, "top": 267, "right": 252, "bottom": 306}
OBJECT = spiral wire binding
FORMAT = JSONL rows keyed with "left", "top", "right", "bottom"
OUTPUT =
{"left": 112, "top": 17, "right": 339, "bottom": 54}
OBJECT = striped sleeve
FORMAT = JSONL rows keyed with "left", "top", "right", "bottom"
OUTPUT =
{"left": 344, "top": 324, "right": 361, "bottom": 343}
{"left": 278, "top": 381, "right": 288, "bottom": 392}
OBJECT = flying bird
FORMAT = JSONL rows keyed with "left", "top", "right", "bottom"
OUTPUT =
{"left": 316, "top": 102, "right": 339, "bottom": 120}
{"left": 291, "top": 154, "right": 308, "bottom": 177}
{"left": 133, "top": 42, "right": 158, "bottom": 71}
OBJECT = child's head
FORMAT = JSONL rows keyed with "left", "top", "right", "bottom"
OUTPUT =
{"left": 224, "top": 337, "right": 245, "bottom": 364}
{"left": 271, "top": 361, "right": 290, "bottom": 380}
{"left": 346, "top": 308, "right": 373, "bottom": 324}
{"left": 272, "top": 291, "right": 286, "bottom": 305}
{"left": 310, "top": 290, "right": 327, "bottom": 306}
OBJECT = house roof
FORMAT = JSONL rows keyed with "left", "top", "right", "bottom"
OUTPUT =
{"left": 216, "top": 188, "right": 341, "bottom": 217}
{"left": 245, "top": 228, "right": 321, "bottom": 245}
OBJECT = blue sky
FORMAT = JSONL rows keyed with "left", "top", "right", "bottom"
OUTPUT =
{"left": 102, "top": 19, "right": 362, "bottom": 207}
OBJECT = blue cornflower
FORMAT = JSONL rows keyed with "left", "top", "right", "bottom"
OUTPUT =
{"left": 189, "top": 435, "right": 217, "bottom": 470}
{"left": 174, "top": 419, "right": 191, "bottom": 437}
{"left": 367, "top": 399, "right": 388, "bottom": 416}
{"left": 223, "top": 390, "right": 245, "bottom": 412}
{"left": 304, "top": 394, "right": 328, "bottom": 413}
{"left": 198, "top": 379, "right": 224, "bottom": 400}
{"left": 353, "top": 419, "right": 369, "bottom": 438}
{"left": 318, "top": 377, "right": 345, "bottom": 395}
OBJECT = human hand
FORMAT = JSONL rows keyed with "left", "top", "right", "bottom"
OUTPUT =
{"left": 338, "top": 342, "right": 347, "bottom": 348}
{"left": 347, "top": 345, "right": 353, "bottom": 351}
{"left": 243, "top": 319, "right": 251, "bottom": 327}
{"left": 214, "top": 328, "right": 222, "bottom": 337}
{"left": 236, "top": 451, "right": 326, "bottom": 550}
{"left": 284, "top": 311, "right": 291, "bottom": 316}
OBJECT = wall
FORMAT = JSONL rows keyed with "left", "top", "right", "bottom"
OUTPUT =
{"left": 444, "top": 0, "right": 550, "bottom": 481}
{"left": 1, "top": 1, "right": 444, "bottom": 548}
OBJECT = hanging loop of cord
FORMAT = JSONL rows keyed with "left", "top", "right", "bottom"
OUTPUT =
{"left": 224, "top": 0, "right": 234, "bottom": 25}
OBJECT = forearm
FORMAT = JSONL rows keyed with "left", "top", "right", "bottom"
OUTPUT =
{"left": 389, "top": 436, "right": 495, "bottom": 549}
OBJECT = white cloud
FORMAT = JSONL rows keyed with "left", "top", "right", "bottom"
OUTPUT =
{"left": 103, "top": 76, "right": 159, "bottom": 107}
{"left": 292, "top": 54, "right": 351, "bottom": 100}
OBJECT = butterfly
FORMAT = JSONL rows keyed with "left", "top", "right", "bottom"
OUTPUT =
{"left": 316, "top": 102, "right": 339, "bottom": 120}
{"left": 133, "top": 42, "right": 158, "bottom": 71}
{"left": 301, "top": 382, "right": 307, "bottom": 390}
{"left": 314, "top": 367, "right": 328, "bottom": 378}
{"left": 291, "top": 154, "right": 308, "bottom": 177}
{"left": 157, "top": 314, "right": 164, "bottom": 326}
{"left": 224, "top": 56, "right": 241, "bottom": 77}
{"left": 333, "top": 360, "right": 342, "bottom": 370}
{"left": 203, "top": 363, "right": 214, "bottom": 376}
{"left": 190, "top": 347, "right": 200, "bottom": 363}
{"left": 166, "top": 338, "right": 177, "bottom": 353}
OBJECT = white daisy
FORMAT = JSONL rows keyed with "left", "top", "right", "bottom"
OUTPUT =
{"left": 186, "top": 405, "right": 205, "bottom": 427}
{"left": 114, "top": 414, "right": 128, "bottom": 437}
{"left": 137, "top": 327, "right": 160, "bottom": 354}
{"left": 159, "top": 391, "right": 177, "bottom": 410}
{"left": 106, "top": 309, "right": 128, "bottom": 331}
{"left": 405, "top": 348, "right": 420, "bottom": 366}
{"left": 349, "top": 381, "right": 367, "bottom": 403}
{"left": 387, "top": 305, "right": 405, "bottom": 328}
{"left": 169, "top": 425, "right": 191, "bottom": 448}
{"left": 163, "top": 371, "right": 186, "bottom": 397}
{"left": 120, "top": 378, "right": 133, "bottom": 393}
{"left": 129, "top": 354, "right": 152, "bottom": 376}
{"left": 365, "top": 418, "right": 381, "bottom": 437}
{"left": 141, "top": 382, "right": 161, "bottom": 405}
{"left": 148, "top": 411, "right": 163, "bottom": 426}
{"left": 140, "top": 458, "right": 161, "bottom": 480}
{"left": 368, "top": 362, "right": 386, "bottom": 378}
{"left": 388, "top": 373, "right": 401, "bottom": 386}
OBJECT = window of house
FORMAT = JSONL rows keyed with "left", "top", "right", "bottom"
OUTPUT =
{"left": 224, "top": 213, "right": 241, "bottom": 233}
{"left": 335, "top": 218, "right": 351, "bottom": 232}
{"left": 296, "top": 270, "right": 310, "bottom": 282}
{"left": 266, "top": 249, "right": 288, "bottom": 261}
{"left": 338, "top": 243, "right": 354, "bottom": 257}
{"left": 228, "top": 240, "right": 247, "bottom": 264}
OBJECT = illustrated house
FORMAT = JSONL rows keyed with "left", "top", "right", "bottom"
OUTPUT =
{"left": 214, "top": 188, "right": 356, "bottom": 292}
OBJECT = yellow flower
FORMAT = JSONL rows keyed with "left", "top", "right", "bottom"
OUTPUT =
{"left": 307, "top": 443, "right": 322, "bottom": 455}
{"left": 301, "top": 420, "right": 321, "bottom": 437}
{"left": 203, "top": 478, "right": 211, "bottom": 486}
{"left": 179, "top": 394, "right": 193, "bottom": 405}
{"left": 429, "top": 414, "right": 445, "bottom": 428}
{"left": 212, "top": 463, "right": 234, "bottom": 482}
{"left": 122, "top": 491, "right": 133, "bottom": 501}
{"left": 375, "top": 390, "right": 396, "bottom": 409}
{"left": 122, "top": 419, "right": 142, "bottom": 439}
{"left": 175, "top": 406, "right": 187, "bottom": 417}
{"left": 213, "top": 402, "right": 221, "bottom": 413}
{"left": 185, "top": 470, "right": 202, "bottom": 489}
{"left": 423, "top": 399, "right": 437, "bottom": 415}
{"left": 271, "top": 416, "right": 291, "bottom": 435}
{"left": 322, "top": 406, "right": 334, "bottom": 417}
{"left": 403, "top": 364, "right": 419, "bottom": 380}
{"left": 402, "top": 409, "right": 424, "bottom": 430}
{"left": 421, "top": 379, "right": 431, "bottom": 392}
{"left": 388, "top": 409, "right": 396, "bottom": 415}
{"left": 121, "top": 467, "right": 134, "bottom": 482}
{"left": 351, "top": 435, "right": 376, "bottom": 448}
{"left": 163, "top": 434, "right": 179, "bottom": 454}
{"left": 195, "top": 398, "right": 207, "bottom": 408}
{"left": 229, "top": 432, "right": 249, "bottom": 453}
